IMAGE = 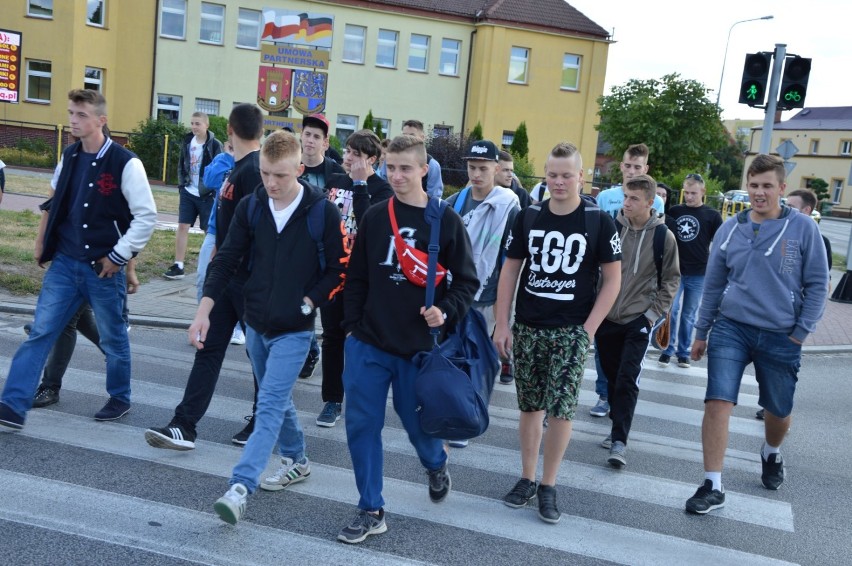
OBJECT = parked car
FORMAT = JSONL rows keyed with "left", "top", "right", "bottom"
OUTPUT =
{"left": 780, "top": 197, "right": 822, "bottom": 223}
{"left": 722, "top": 190, "right": 750, "bottom": 214}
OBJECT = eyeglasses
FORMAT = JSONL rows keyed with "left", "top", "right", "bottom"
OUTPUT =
{"left": 685, "top": 173, "right": 704, "bottom": 182}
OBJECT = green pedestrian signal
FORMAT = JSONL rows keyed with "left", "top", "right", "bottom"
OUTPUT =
{"left": 738, "top": 53, "right": 771, "bottom": 107}
{"left": 747, "top": 84, "right": 758, "bottom": 100}
{"left": 778, "top": 56, "right": 811, "bottom": 109}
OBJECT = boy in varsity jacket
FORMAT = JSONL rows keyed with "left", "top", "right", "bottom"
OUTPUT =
{"left": 337, "top": 134, "right": 478, "bottom": 544}
{"left": 193, "top": 130, "right": 347, "bottom": 526}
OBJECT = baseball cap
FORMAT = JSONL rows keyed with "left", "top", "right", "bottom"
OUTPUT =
{"left": 463, "top": 140, "right": 499, "bottom": 162}
{"left": 302, "top": 114, "right": 329, "bottom": 136}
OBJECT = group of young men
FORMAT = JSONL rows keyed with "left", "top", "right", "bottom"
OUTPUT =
{"left": 0, "top": 90, "right": 829, "bottom": 541}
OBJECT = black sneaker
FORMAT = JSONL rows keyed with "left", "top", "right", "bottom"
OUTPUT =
{"left": 23, "top": 323, "right": 32, "bottom": 335}
{"left": 761, "top": 451, "right": 785, "bottom": 490}
{"left": 657, "top": 353, "right": 671, "bottom": 367}
{"left": 163, "top": 263, "right": 185, "bottom": 280}
{"left": 299, "top": 352, "right": 319, "bottom": 378}
{"left": 338, "top": 508, "right": 387, "bottom": 544}
{"left": 755, "top": 408, "right": 765, "bottom": 420}
{"left": 94, "top": 398, "right": 131, "bottom": 421}
{"left": 499, "top": 359, "right": 514, "bottom": 384}
{"left": 0, "top": 402, "right": 25, "bottom": 430}
{"left": 685, "top": 479, "right": 725, "bottom": 514}
{"left": 32, "top": 386, "right": 60, "bottom": 408}
{"left": 677, "top": 357, "right": 691, "bottom": 368}
{"left": 503, "top": 478, "right": 537, "bottom": 508}
{"left": 231, "top": 415, "right": 255, "bottom": 445}
{"left": 427, "top": 462, "right": 451, "bottom": 503}
{"left": 537, "top": 484, "right": 560, "bottom": 524}
{"left": 144, "top": 424, "right": 197, "bottom": 451}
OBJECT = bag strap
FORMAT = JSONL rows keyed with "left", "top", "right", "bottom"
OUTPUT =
{"left": 423, "top": 198, "right": 445, "bottom": 310}
{"left": 248, "top": 192, "right": 327, "bottom": 274}
{"left": 452, "top": 187, "right": 470, "bottom": 214}
{"left": 652, "top": 223, "right": 667, "bottom": 290}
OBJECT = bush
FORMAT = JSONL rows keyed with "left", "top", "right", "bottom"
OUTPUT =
{"left": 208, "top": 115, "right": 228, "bottom": 144}
{"left": 127, "top": 117, "right": 187, "bottom": 184}
{"left": 509, "top": 122, "right": 529, "bottom": 159}
{"left": 511, "top": 152, "right": 537, "bottom": 188}
{"left": 328, "top": 134, "right": 341, "bottom": 154}
{"left": 427, "top": 130, "right": 477, "bottom": 189}
{"left": 16, "top": 138, "right": 52, "bottom": 155}
{"left": 0, "top": 146, "right": 55, "bottom": 169}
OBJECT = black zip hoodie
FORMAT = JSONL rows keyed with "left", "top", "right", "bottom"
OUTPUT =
{"left": 203, "top": 180, "right": 347, "bottom": 336}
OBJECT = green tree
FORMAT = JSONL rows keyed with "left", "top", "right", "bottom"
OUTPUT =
{"left": 511, "top": 153, "right": 537, "bottom": 188}
{"left": 469, "top": 121, "right": 483, "bottom": 142}
{"left": 328, "top": 134, "right": 342, "bottom": 154}
{"left": 362, "top": 110, "right": 375, "bottom": 131}
{"left": 596, "top": 73, "right": 728, "bottom": 178}
{"left": 208, "top": 115, "right": 228, "bottom": 144}
{"left": 809, "top": 178, "right": 830, "bottom": 202}
{"left": 127, "top": 117, "right": 187, "bottom": 184}
{"left": 510, "top": 121, "right": 529, "bottom": 158}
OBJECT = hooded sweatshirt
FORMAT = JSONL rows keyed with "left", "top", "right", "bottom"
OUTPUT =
{"left": 606, "top": 210, "right": 680, "bottom": 325}
{"left": 694, "top": 206, "right": 828, "bottom": 343}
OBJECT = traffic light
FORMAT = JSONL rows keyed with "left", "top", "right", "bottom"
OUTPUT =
{"left": 778, "top": 56, "right": 811, "bottom": 109}
{"left": 738, "top": 52, "right": 772, "bottom": 106}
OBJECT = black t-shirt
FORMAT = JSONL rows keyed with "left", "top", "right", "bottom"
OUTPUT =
{"left": 302, "top": 162, "right": 328, "bottom": 189}
{"left": 665, "top": 204, "right": 722, "bottom": 276}
{"left": 507, "top": 200, "right": 621, "bottom": 328}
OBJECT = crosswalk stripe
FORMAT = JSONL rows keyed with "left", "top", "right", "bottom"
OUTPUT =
{"left": 15, "top": 411, "right": 797, "bottom": 565}
{"left": 0, "top": 469, "right": 423, "bottom": 566}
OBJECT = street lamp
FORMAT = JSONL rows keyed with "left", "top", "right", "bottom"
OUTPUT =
{"left": 716, "top": 15, "right": 774, "bottom": 107}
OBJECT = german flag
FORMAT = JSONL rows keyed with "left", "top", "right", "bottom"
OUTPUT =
{"left": 263, "top": 13, "right": 332, "bottom": 43}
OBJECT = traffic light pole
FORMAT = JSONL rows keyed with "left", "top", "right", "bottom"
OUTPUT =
{"left": 759, "top": 44, "right": 786, "bottom": 154}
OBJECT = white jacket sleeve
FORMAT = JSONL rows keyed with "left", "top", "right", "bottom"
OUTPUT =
{"left": 110, "top": 158, "right": 157, "bottom": 264}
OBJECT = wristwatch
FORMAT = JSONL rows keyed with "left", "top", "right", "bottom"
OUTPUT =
{"left": 301, "top": 302, "right": 313, "bottom": 316}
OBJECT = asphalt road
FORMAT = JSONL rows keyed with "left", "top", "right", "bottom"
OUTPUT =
{"left": 819, "top": 218, "right": 852, "bottom": 266}
{"left": 1, "top": 314, "right": 851, "bottom": 565}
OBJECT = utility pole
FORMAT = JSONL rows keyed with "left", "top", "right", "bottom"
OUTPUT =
{"left": 758, "top": 44, "right": 786, "bottom": 155}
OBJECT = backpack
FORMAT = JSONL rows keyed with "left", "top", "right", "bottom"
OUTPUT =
{"left": 421, "top": 153, "right": 435, "bottom": 192}
{"left": 245, "top": 192, "right": 327, "bottom": 273}
{"left": 412, "top": 198, "right": 499, "bottom": 440}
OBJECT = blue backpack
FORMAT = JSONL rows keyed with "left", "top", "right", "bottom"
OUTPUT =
{"left": 245, "top": 192, "right": 327, "bottom": 273}
{"left": 412, "top": 198, "right": 499, "bottom": 440}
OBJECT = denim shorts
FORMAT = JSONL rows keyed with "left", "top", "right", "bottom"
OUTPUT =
{"left": 706, "top": 317, "right": 801, "bottom": 417}
{"left": 178, "top": 186, "right": 214, "bottom": 229}
{"left": 512, "top": 322, "right": 589, "bottom": 420}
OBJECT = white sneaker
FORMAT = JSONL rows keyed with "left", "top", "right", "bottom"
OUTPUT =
{"left": 214, "top": 483, "right": 248, "bottom": 525}
{"left": 230, "top": 327, "right": 246, "bottom": 345}
{"left": 260, "top": 457, "right": 311, "bottom": 491}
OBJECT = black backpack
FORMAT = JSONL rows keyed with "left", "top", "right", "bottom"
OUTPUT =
{"left": 245, "top": 193, "right": 327, "bottom": 273}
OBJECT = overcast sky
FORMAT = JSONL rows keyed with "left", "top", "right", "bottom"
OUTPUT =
{"left": 568, "top": 0, "right": 849, "bottom": 121}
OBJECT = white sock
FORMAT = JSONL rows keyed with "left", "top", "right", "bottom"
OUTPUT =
{"left": 705, "top": 471, "right": 722, "bottom": 492}
{"left": 762, "top": 443, "right": 781, "bottom": 460}
{"left": 175, "top": 261, "right": 184, "bottom": 269}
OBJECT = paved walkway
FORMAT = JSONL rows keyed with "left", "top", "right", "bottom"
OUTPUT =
{"left": 2, "top": 190, "right": 852, "bottom": 353}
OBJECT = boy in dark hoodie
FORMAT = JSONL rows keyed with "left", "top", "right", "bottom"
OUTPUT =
{"left": 196, "top": 130, "right": 347, "bottom": 525}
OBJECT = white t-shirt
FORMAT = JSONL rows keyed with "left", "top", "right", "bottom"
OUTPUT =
{"left": 269, "top": 187, "right": 304, "bottom": 233}
{"left": 185, "top": 138, "right": 204, "bottom": 196}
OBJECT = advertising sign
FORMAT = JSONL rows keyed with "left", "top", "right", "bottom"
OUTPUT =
{"left": 0, "top": 29, "right": 22, "bottom": 103}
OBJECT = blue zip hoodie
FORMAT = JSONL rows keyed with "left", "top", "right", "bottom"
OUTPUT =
{"left": 694, "top": 206, "right": 828, "bottom": 343}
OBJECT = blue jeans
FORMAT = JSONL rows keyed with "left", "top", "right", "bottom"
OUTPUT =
{"left": 2, "top": 254, "right": 130, "bottom": 417}
{"left": 229, "top": 326, "right": 311, "bottom": 494}
{"left": 593, "top": 344, "right": 608, "bottom": 398}
{"left": 195, "top": 231, "right": 216, "bottom": 303}
{"left": 663, "top": 274, "right": 705, "bottom": 359}
{"left": 343, "top": 336, "right": 447, "bottom": 511}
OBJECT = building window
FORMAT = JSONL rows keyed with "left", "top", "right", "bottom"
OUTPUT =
{"left": 508, "top": 47, "right": 529, "bottom": 84}
{"left": 200, "top": 3, "right": 225, "bottom": 45}
{"left": 561, "top": 54, "right": 581, "bottom": 90}
{"left": 160, "top": 0, "right": 186, "bottom": 39}
{"left": 841, "top": 140, "right": 852, "bottom": 156}
{"left": 440, "top": 39, "right": 460, "bottom": 76}
{"left": 833, "top": 179, "right": 844, "bottom": 204}
{"left": 87, "top": 0, "right": 105, "bottom": 27}
{"left": 157, "top": 94, "right": 182, "bottom": 123}
{"left": 810, "top": 139, "right": 819, "bottom": 154}
{"left": 27, "top": 0, "right": 53, "bottom": 18}
{"left": 26, "top": 60, "right": 51, "bottom": 103}
{"left": 84, "top": 67, "right": 104, "bottom": 92}
{"left": 342, "top": 25, "right": 366, "bottom": 64}
{"left": 195, "top": 98, "right": 219, "bottom": 116}
{"left": 374, "top": 118, "right": 391, "bottom": 139}
{"left": 502, "top": 131, "right": 514, "bottom": 149}
{"left": 336, "top": 114, "right": 358, "bottom": 145}
{"left": 408, "top": 34, "right": 429, "bottom": 72}
{"left": 376, "top": 29, "right": 398, "bottom": 68}
{"left": 433, "top": 125, "right": 452, "bottom": 137}
{"left": 236, "top": 8, "right": 261, "bottom": 49}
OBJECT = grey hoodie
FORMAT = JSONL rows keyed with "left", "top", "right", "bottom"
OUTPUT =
{"left": 606, "top": 210, "right": 680, "bottom": 325}
{"left": 694, "top": 206, "right": 828, "bottom": 342}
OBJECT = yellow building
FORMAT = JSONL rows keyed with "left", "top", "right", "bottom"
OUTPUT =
{"left": 0, "top": 0, "right": 156, "bottom": 134}
{"left": 745, "top": 107, "right": 852, "bottom": 212}
{"left": 152, "top": 0, "right": 610, "bottom": 175}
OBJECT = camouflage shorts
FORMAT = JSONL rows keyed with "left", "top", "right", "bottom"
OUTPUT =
{"left": 512, "top": 322, "right": 590, "bottom": 420}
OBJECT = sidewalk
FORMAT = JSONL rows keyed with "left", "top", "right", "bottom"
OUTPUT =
{"left": 2, "top": 192, "right": 852, "bottom": 353}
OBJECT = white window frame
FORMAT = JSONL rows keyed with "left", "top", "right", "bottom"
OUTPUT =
{"left": 336, "top": 114, "right": 358, "bottom": 145}
{"left": 86, "top": 0, "right": 106, "bottom": 27}
{"left": 157, "top": 94, "right": 182, "bottom": 123}
{"left": 408, "top": 34, "right": 429, "bottom": 72}
{"left": 27, "top": 0, "right": 53, "bottom": 18}
{"left": 433, "top": 125, "right": 452, "bottom": 137}
{"left": 25, "top": 60, "right": 52, "bottom": 103}
{"left": 195, "top": 98, "right": 219, "bottom": 116}
{"left": 236, "top": 8, "right": 262, "bottom": 49}
{"left": 832, "top": 179, "right": 844, "bottom": 204}
{"left": 561, "top": 54, "right": 581, "bottom": 91}
{"left": 502, "top": 131, "right": 515, "bottom": 149}
{"left": 200, "top": 2, "right": 225, "bottom": 45}
{"left": 376, "top": 29, "right": 398, "bottom": 68}
{"left": 841, "top": 140, "right": 852, "bottom": 156}
{"left": 439, "top": 38, "right": 460, "bottom": 76}
{"left": 810, "top": 139, "right": 819, "bottom": 155}
{"left": 160, "top": 0, "right": 186, "bottom": 40}
{"left": 84, "top": 67, "right": 104, "bottom": 92}
{"left": 342, "top": 24, "right": 366, "bottom": 64}
{"left": 374, "top": 118, "right": 391, "bottom": 139}
{"left": 508, "top": 47, "right": 529, "bottom": 84}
